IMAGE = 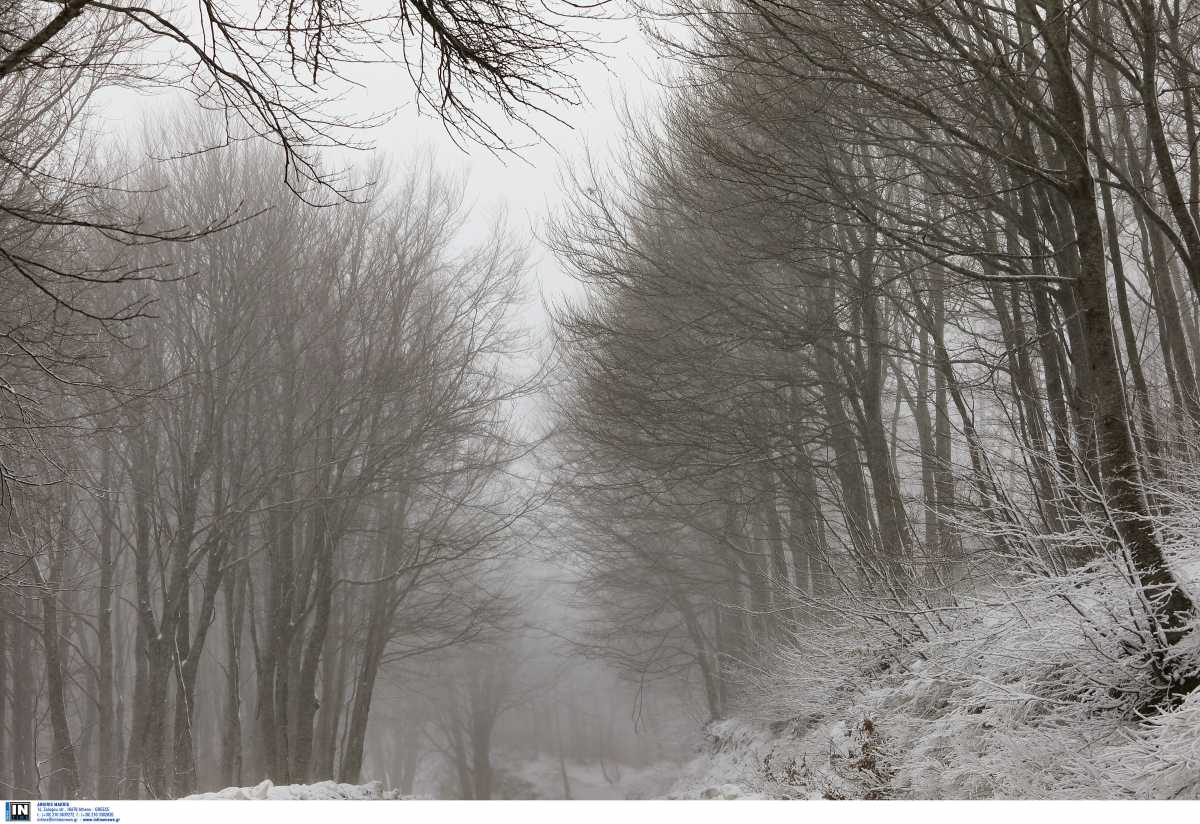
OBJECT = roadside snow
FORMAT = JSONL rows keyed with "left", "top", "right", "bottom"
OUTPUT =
{"left": 497, "top": 754, "right": 684, "bottom": 799}
{"left": 185, "top": 779, "right": 404, "bottom": 800}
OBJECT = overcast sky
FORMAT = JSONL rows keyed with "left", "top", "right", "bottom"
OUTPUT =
{"left": 335, "top": 11, "right": 665, "bottom": 367}
{"left": 99, "top": 6, "right": 661, "bottom": 334}
{"left": 367, "top": 13, "right": 660, "bottom": 317}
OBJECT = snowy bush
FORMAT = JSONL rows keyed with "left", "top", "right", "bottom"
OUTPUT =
{"left": 674, "top": 472, "right": 1200, "bottom": 800}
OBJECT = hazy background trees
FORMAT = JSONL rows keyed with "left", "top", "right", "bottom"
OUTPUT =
{"left": 0, "top": 112, "right": 571, "bottom": 796}
{"left": 0, "top": 0, "right": 686, "bottom": 801}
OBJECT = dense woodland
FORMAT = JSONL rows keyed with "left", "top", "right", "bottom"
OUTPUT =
{"left": 8, "top": 0, "right": 1200, "bottom": 802}
{"left": 550, "top": 0, "right": 1200, "bottom": 787}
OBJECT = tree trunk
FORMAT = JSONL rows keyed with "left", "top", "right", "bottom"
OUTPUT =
{"left": 1035, "top": 0, "right": 1196, "bottom": 654}
{"left": 96, "top": 463, "right": 117, "bottom": 798}
{"left": 39, "top": 510, "right": 81, "bottom": 799}
{"left": 221, "top": 564, "right": 245, "bottom": 789}
{"left": 0, "top": 606, "right": 7, "bottom": 794}
{"left": 11, "top": 598, "right": 36, "bottom": 797}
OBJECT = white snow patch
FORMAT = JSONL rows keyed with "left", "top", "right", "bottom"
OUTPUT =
{"left": 184, "top": 779, "right": 404, "bottom": 800}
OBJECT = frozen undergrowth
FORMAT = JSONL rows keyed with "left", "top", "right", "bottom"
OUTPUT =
{"left": 185, "top": 779, "right": 405, "bottom": 800}
{"left": 669, "top": 557, "right": 1200, "bottom": 800}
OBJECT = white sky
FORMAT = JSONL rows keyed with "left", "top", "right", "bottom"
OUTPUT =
{"left": 356, "top": 13, "right": 660, "bottom": 318}
{"left": 102, "top": 6, "right": 662, "bottom": 332}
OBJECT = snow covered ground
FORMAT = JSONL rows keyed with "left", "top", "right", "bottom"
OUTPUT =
{"left": 664, "top": 567, "right": 1200, "bottom": 799}
{"left": 505, "top": 754, "right": 684, "bottom": 799}
{"left": 187, "top": 559, "right": 1200, "bottom": 804}
{"left": 185, "top": 780, "right": 404, "bottom": 800}
{"left": 183, "top": 760, "right": 683, "bottom": 801}
{"left": 662, "top": 716, "right": 886, "bottom": 800}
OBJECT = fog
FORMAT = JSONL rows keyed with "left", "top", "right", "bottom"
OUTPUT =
{"left": 7, "top": 0, "right": 1200, "bottom": 805}
{"left": 0, "top": 2, "right": 702, "bottom": 801}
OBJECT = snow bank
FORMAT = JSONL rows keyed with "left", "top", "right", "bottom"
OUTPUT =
{"left": 669, "top": 564, "right": 1200, "bottom": 799}
{"left": 185, "top": 779, "right": 404, "bottom": 800}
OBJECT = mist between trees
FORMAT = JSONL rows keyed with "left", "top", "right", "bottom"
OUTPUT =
{"left": 9, "top": 0, "right": 1200, "bottom": 804}
{"left": 0, "top": 0, "right": 686, "bottom": 803}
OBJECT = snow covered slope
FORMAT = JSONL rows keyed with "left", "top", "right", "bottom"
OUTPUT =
{"left": 667, "top": 570, "right": 1200, "bottom": 799}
